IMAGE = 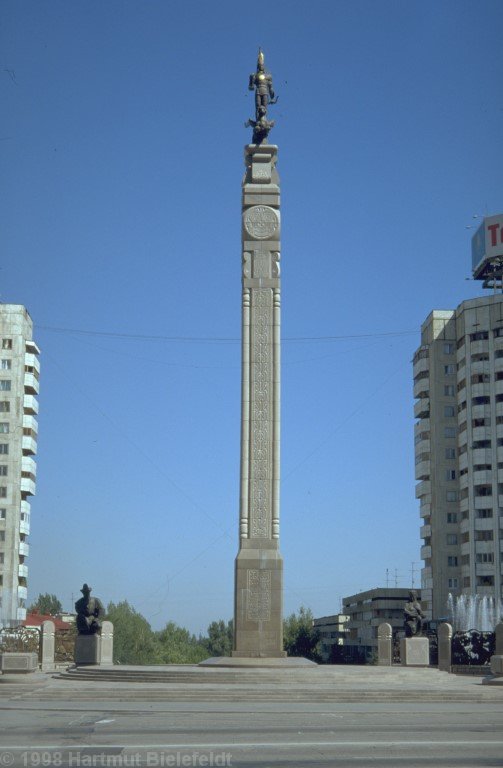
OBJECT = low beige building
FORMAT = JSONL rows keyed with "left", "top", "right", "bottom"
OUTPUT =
{"left": 342, "top": 588, "right": 417, "bottom": 660}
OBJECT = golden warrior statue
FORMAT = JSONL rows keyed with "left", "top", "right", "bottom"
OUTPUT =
{"left": 246, "top": 48, "right": 277, "bottom": 144}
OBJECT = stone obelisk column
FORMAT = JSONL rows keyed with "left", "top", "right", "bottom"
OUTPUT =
{"left": 233, "top": 142, "right": 285, "bottom": 658}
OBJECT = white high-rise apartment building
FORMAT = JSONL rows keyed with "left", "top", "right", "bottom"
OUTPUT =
{"left": 0, "top": 305, "right": 39, "bottom": 626}
{"left": 414, "top": 295, "right": 503, "bottom": 620}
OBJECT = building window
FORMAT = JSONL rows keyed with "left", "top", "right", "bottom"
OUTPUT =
{"left": 444, "top": 385, "right": 455, "bottom": 396}
{"left": 472, "top": 396, "right": 490, "bottom": 406}
{"left": 443, "top": 343, "right": 455, "bottom": 354}
{"left": 475, "top": 485, "right": 492, "bottom": 497}
{"left": 494, "top": 328, "right": 503, "bottom": 338}
{"left": 448, "top": 578, "right": 458, "bottom": 589}
{"left": 446, "top": 512, "right": 458, "bottom": 523}
{"left": 475, "top": 530, "right": 494, "bottom": 541}
{"left": 444, "top": 364, "right": 456, "bottom": 375}
{"left": 476, "top": 509, "right": 493, "bottom": 518}
{"left": 471, "top": 373, "right": 490, "bottom": 384}
{"left": 446, "top": 491, "right": 457, "bottom": 502}
{"left": 0, "top": 402, "right": 9, "bottom": 413}
{"left": 0, "top": 381, "right": 11, "bottom": 392}
{"left": 473, "top": 439, "right": 491, "bottom": 448}
{"left": 445, "top": 469, "right": 456, "bottom": 480}
{"left": 0, "top": 509, "right": 5, "bottom": 519}
{"left": 476, "top": 553, "right": 494, "bottom": 563}
{"left": 477, "top": 576, "right": 494, "bottom": 586}
{"left": 445, "top": 448, "right": 456, "bottom": 459}
{"left": 447, "top": 556, "right": 458, "bottom": 567}
{"left": 444, "top": 427, "right": 457, "bottom": 438}
{"left": 0, "top": 424, "right": 9, "bottom": 434}
{"left": 463, "top": 577, "right": 471, "bottom": 588}
{"left": 0, "top": 467, "right": 7, "bottom": 477}
{"left": 0, "top": 445, "right": 7, "bottom": 455}
{"left": 470, "top": 331, "right": 489, "bottom": 341}
{"left": 0, "top": 487, "right": 6, "bottom": 498}
{"left": 0, "top": 553, "right": 4, "bottom": 564}
{"left": 1, "top": 340, "right": 12, "bottom": 350}
{"left": 444, "top": 406, "right": 456, "bottom": 417}
{"left": 446, "top": 534, "right": 458, "bottom": 545}
{"left": 0, "top": 360, "right": 11, "bottom": 370}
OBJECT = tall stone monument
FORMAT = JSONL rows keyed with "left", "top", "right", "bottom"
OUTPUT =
{"left": 233, "top": 50, "right": 285, "bottom": 658}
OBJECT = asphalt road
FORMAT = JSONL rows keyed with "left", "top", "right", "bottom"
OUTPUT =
{"left": 1, "top": 697, "right": 503, "bottom": 768}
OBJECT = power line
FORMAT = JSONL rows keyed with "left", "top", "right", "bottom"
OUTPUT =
{"left": 34, "top": 323, "right": 416, "bottom": 344}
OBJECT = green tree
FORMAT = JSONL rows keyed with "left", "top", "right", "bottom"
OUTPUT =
{"left": 205, "top": 619, "right": 233, "bottom": 657}
{"left": 106, "top": 601, "right": 162, "bottom": 664}
{"left": 28, "top": 593, "right": 63, "bottom": 615}
{"left": 283, "top": 606, "right": 322, "bottom": 662}
{"left": 156, "top": 621, "right": 207, "bottom": 664}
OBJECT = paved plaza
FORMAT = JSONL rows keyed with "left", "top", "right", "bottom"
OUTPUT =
{"left": 1, "top": 665, "right": 503, "bottom": 767}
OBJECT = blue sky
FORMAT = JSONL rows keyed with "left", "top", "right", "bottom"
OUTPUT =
{"left": 2, "top": 0, "right": 502, "bottom": 633}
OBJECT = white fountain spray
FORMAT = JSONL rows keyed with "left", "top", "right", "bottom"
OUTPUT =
{"left": 447, "top": 593, "right": 503, "bottom": 631}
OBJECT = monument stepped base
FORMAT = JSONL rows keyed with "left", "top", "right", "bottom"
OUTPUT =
{"left": 199, "top": 655, "right": 316, "bottom": 667}
{"left": 49, "top": 664, "right": 503, "bottom": 704}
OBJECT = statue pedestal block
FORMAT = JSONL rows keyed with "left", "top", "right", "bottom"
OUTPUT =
{"left": 400, "top": 637, "right": 429, "bottom": 666}
{"left": 75, "top": 634, "right": 101, "bottom": 665}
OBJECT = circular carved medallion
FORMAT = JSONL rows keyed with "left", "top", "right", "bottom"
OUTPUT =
{"left": 244, "top": 206, "right": 279, "bottom": 240}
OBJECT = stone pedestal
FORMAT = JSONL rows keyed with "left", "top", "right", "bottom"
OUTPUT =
{"left": 437, "top": 622, "right": 453, "bottom": 672}
{"left": 233, "top": 144, "right": 286, "bottom": 660}
{"left": 400, "top": 637, "right": 429, "bottom": 666}
{"left": 39, "top": 620, "right": 56, "bottom": 671}
{"left": 483, "top": 622, "right": 503, "bottom": 685}
{"left": 100, "top": 621, "right": 114, "bottom": 664}
{"left": 0, "top": 652, "right": 38, "bottom": 673}
{"left": 377, "top": 623, "right": 392, "bottom": 666}
{"left": 75, "top": 634, "right": 101, "bottom": 665}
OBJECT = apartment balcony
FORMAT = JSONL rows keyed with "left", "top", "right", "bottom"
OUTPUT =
{"left": 470, "top": 360, "right": 490, "bottom": 375}
{"left": 415, "top": 438, "right": 430, "bottom": 455}
{"left": 470, "top": 340, "right": 490, "bottom": 356}
{"left": 24, "top": 373, "right": 39, "bottom": 395}
{"left": 420, "top": 545, "right": 432, "bottom": 559}
{"left": 413, "top": 357, "right": 429, "bottom": 378}
{"left": 474, "top": 495, "right": 493, "bottom": 509}
{"left": 22, "top": 435, "right": 37, "bottom": 456}
{"left": 413, "top": 378, "right": 429, "bottom": 399}
{"left": 459, "top": 473, "right": 469, "bottom": 489}
{"left": 471, "top": 404, "right": 491, "bottom": 420}
{"left": 17, "top": 586, "right": 28, "bottom": 601}
{"left": 461, "top": 542, "right": 471, "bottom": 556}
{"left": 22, "top": 415, "right": 38, "bottom": 434}
{"left": 21, "top": 477, "right": 36, "bottom": 496}
{"left": 22, "top": 456, "right": 37, "bottom": 477}
{"left": 18, "top": 564, "right": 28, "bottom": 578}
{"left": 472, "top": 448, "right": 493, "bottom": 465}
{"left": 472, "top": 426, "right": 491, "bottom": 442}
{"left": 475, "top": 516, "right": 495, "bottom": 531}
{"left": 420, "top": 524, "right": 432, "bottom": 539}
{"left": 23, "top": 395, "right": 38, "bottom": 415}
{"left": 415, "top": 480, "right": 431, "bottom": 499}
{"left": 16, "top": 608, "right": 27, "bottom": 621}
{"left": 414, "top": 399, "right": 430, "bottom": 419}
{"left": 473, "top": 470, "right": 492, "bottom": 485}
{"left": 471, "top": 383, "right": 491, "bottom": 398}
{"left": 415, "top": 462, "right": 430, "bottom": 481}
{"left": 19, "top": 541, "right": 29, "bottom": 557}
{"left": 420, "top": 502, "right": 431, "bottom": 518}
{"left": 458, "top": 453, "right": 468, "bottom": 471}
{"left": 19, "top": 518, "right": 30, "bottom": 535}
{"left": 24, "top": 353, "right": 40, "bottom": 375}
{"left": 414, "top": 418, "right": 430, "bottom": 436}
{"left": 495, "top": 380, "right": 503, "bottom": 397}
{"left": 25, "top": 340, "right": 40, "bottom": 356}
